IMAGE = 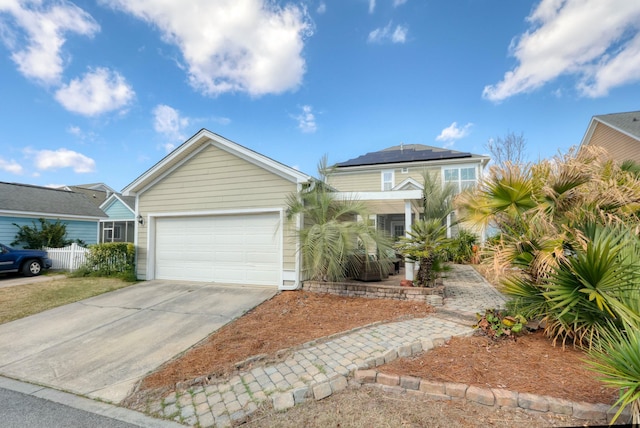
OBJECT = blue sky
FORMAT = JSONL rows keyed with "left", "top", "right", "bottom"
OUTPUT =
{"left": 1, "top": 0, "right": 640, "bottom": 191}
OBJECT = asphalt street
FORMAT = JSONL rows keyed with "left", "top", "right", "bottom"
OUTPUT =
{"left": 1, "top": 387, "right": 139, "bottom": 428}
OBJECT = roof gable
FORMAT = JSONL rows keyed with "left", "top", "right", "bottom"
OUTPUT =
{"left": 123, "top": 129, "right": 312, "bottom": 195}
{"left": 0, "top": 182, "right": 106, "bottom": 219}
{"left": 581, "top": 110, "right": 640, "bottom": 148}
{"left": 335, "top": 144, "right": 480, "bottom": 168}
{"left": 593, "top": 111, "right": 640, "bottom": 140}
{"left": 100, "top": 194, "right": 135, "bottom": 217}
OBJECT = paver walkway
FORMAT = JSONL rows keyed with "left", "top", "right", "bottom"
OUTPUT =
{"left": 149, "top": 265, "right": 507, "bottom": 427}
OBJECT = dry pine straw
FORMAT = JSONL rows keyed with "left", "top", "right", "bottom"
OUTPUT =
{"left": 134, "top": 290, "right": 616, "bottom": 408}
{"left": 381, "top": 331, "right": 617, "bottom": 405}
{"left": 138, "top": 291, "right": 434, "bottom": 390}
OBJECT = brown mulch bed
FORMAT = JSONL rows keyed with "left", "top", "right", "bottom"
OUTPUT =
{"left": 126, "top": 289, "right": 617, "bottom": 413}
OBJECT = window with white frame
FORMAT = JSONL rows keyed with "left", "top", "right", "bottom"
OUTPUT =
{"left": 443, "top": 166, "right": 477, "bottom": 193}
{"left": 381, "top": 170, "right": 394, "bottom": 191}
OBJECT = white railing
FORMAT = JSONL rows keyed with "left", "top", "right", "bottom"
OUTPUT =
{"left": 43, "top": 243, "right": 89, "bottom": 271}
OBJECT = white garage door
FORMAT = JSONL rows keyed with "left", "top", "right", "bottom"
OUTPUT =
{"left": 154, "top": 213, "right": 281, "bottom": 286}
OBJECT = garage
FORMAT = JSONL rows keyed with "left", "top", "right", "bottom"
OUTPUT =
{"left": 154, "top": 213, "right": 281, "bottom": 286}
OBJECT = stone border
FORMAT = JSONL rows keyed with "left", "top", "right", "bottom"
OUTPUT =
{"left": 352, "top": 369, "right": 630, "bottom": 425}
{"left": 303, "top": 280, "right": 444, "bottom": 304}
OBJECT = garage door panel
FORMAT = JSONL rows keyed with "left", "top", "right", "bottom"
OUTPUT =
{"left": 155, "top": 213, "right": 281, "bottom": 286}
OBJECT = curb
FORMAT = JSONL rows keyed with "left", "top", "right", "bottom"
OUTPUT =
{"left": 352, "top": 369, "right": 631, "bottom": 425}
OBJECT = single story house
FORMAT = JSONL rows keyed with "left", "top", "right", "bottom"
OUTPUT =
{"left": 0, "top": 182, "right": 106, "bottom": 248}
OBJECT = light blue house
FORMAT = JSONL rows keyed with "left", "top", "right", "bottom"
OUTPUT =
{"left": 99, "top": 193, "right": 136, "bottom": 243}
{"left": 0, "top": 182, "right": 106, "bottom": 248}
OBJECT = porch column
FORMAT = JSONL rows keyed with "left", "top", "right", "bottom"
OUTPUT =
{"left": 404, "top": 200, "right": 414, "bottom": 281}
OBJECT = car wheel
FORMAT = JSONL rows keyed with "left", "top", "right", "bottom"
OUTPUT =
{"left": 23, "top": 259, "right": 42, "bottom": 276}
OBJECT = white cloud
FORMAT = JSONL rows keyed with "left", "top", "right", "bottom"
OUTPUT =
{"left": 483, "top": 0, "right": 640, "bottom": 101}
{"left": 0, "top": 157, "right": 23, "bottom": 174}
{"left": 0, "top": 0, "right": 99, "bottom": 85}
{"left": 368, "top": 22, "right": 408, "bottom": 44}
{"left": 368, "top": 0, "right": 376, "bottom": 14}
{"left": 436, "top": 122, "right": 472, "bottom": 147}
{"left": 27, "top": 148, "right": 96, "bottom": 173}
{"left": 153, "top": 104, "right": 190, "bottom": 144}
{"left": 55, "top": 67, "right": 135, "bottom": 116}
{"left": 102, "top": 0, "right": 312, "bottom": 97}
{"left": 293, "top": 105, "right": 317, "bottom": 133}
{"left": 317, "top": 2, "right": 326, "bottom": 14}
{"left": 393, "top": 0, "right": 408, "bottom": 6}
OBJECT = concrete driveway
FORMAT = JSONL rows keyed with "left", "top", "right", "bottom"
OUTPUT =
{"left": 0, "top": 280, "right": 277, "bottom": 403}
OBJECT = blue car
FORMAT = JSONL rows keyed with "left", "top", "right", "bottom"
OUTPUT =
{"left": 0, "top": 243, "right": 53, "bottom": 276}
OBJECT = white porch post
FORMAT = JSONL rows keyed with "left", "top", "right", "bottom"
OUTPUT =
{"left": 404, "top": 200, "right": 414, "bottom": 281}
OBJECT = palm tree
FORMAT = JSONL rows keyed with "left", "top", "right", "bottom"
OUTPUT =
{"left": 393, "top": 171, "right": 455, "bottom": 287}
{"left": 286, "top": 157, "right": 392, "bottom": 282}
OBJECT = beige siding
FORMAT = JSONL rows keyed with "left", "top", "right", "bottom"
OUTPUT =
{"left": 137, "top": 144, "right": 298, "bottom": 278}
{"left": 328, "top": 170, "right": 380, "bottom": 191}
{"left": 589, "top": 123, "right": 640, "bottom": 164}
{"left": 329, "top": 166, "right": 440, "bottom": 191}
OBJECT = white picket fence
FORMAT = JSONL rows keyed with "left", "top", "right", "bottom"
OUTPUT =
{"left": 43, "top": 243, "right": 89, "bottom": 271}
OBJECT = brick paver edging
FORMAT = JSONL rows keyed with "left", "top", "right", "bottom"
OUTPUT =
{"left": 353, "top": 369, "right": 631, "bottom": 425}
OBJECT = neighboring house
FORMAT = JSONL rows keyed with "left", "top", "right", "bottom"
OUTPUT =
{"left": 61, "top": 183, "right": 135, "bottom": 243}
{"left": 99, "top": 193, "right": 136, "bottom": 243}
{"left": 122, "top": 129, "right": 312, "bottom": 288}
{"left": 0, "top": 182, "right": 106, "bottom": 247}
{"left": 580, "top": 110, "right": 640, "bottom": 164}
{"left": 327, "top": 144, "right": 490, "bottom": 239}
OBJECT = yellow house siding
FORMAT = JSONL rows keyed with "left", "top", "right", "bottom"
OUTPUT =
{"left": 590, "top": 123, "right": 640, "bottom": 164}
{"left": 328, "top": 170, "right": 380, "bottom": 191}
{"left": 136, "top": 144, "right": 297, "bottom": 278}
{"left": 329, "top": 166, "right": 441, "bottom": 191}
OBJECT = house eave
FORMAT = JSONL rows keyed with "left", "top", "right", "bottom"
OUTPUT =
{"left": 333, "top": 156, "right": 490, "bottom": 173}
{"left": 123, "top": 129, "right": 312, "bottom": 196}
{"left": 0, "top": 209, "right": 106, "bottom": 221}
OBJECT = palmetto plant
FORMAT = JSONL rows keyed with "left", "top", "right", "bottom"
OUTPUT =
{"left": 586, "top": 320, "right": 640, "bottom": 424}
{"left": 457, "top": 147, "right": 640, "bottom": 347}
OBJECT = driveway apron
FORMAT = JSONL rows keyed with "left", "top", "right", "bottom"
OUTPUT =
{"left": 0, "top": 280, "right": 276, "bottom": 403}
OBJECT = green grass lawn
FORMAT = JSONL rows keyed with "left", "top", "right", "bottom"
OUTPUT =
{"left": 0, "top": 276, "right": 136, "bottom": 324}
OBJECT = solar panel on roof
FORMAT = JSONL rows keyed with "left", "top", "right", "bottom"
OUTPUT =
{"left": 336, "top": 147, "right": 472, "bottom": 167}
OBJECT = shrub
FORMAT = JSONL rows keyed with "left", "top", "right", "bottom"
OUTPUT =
{"left": 12, "top": 218, "right": 74, "bottom": 249}
{"left": 444, "top": 229, "right": 477, "bottom": 264}
{"left": 73, "top": 243, "right": 136, "bottom": 281}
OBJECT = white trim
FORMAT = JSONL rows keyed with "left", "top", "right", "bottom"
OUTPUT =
{"left": 392, "top": 177, "right": 423, "bottom": 191}
{"left": 335, "top": 189, "right": 423, "bottom": 201}
{"left": 99, "top": 194, "right": 135, "bottom": 215}
{"left": 145, "top": 208, "right": 285, "bottom": 288}
{"left": 334, "top": 156, "right": 490, "bottom": 173}
{"left": 0, "top": 210, "right": 105, "bottom": 221}
{"left": 580, "top": 116, "right": 640, "bottom": 149}
{"left": 381, "top": 169, "right": 395, "bottom": 191}
{"left": 390, "top": 220, "right": 405, "bottom": 238}
{"left": 123, "top": 129, "right": 311, "bottom": 195}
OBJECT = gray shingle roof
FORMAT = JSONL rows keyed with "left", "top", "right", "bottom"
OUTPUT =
{"left": 335, "top": 144, "right": 473, "bottom": 167}
{"left": 595, "top": 111, "right": 640, "bottom": 140}
{"left": 0, "top": 182, "right": 106, "bottom": 218}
